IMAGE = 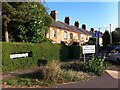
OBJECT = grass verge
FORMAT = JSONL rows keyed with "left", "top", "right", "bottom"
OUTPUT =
{"left": 3, "top": 60, "right": 96, "bottom": 88}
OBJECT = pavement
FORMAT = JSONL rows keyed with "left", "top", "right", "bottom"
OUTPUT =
{"left": 56, "top": 69, "right": 120, "bottom": 88}
{"left": 106, "top": 70, "right": 120, "bottom": 79}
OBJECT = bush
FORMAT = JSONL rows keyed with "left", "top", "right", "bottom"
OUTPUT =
{"left": 61, "top": 61, "right": 84, "bottom": 71}
{"left": 2, "top": 42, "right": 34, "bottom": 72}
{"left": 39, "top": 60, "right": 83, "bottom": 84}
{"left": 83, "top": 58, "right": 107, "bottom": 76}
{"left": 61, "top": 70, "right": 82, "bottom": 82}
{"left": 2, "top": 42, "right": 69, "bottom": 72}
{"left": 2, "top": 42, "right": 83, "bottom": 72}
{"left": 39, "top": 60, "right": 62, "bottom": 83}
{"left": 61, "top": 59, "right": 108, "bottom": 76}
{"left": 3, "top": 60, "right": 94, "bottom": 87}
{"left": 69, "top": 45, "right": 82, "bottom": 59}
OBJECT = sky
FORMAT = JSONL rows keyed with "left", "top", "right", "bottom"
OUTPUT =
{"left": 43, "top": 2, "right": 118, "bottom": 32}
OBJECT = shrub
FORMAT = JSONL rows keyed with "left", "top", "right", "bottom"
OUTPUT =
{"left": 3, "top": 60, "right": 94, "bottom": 87}
{"left": 61, "top": 61, "right": 84, "bottom": 71}
{"left": 2, "top": 42, "right": 34, "bottom": 72}
{"left": 61, "top": 59, "right": 108, "bottom": 76}
{"left": 60, "top": 70, "right": 82, "bottom": 82}
{"left": 39, "top": 60, "right": 62, "bottom": 83}
{"left": 2, "top": 42, "right": 83, "bottom": 72}
{"left": 39, "top": 60, "right": 84, "bottom": 84}
{"left": 69, "top": 45, "right": 82, "bottom": 59}
{"left": 2, "top": 42, "right": 69, "bottom": 72}
{"left": 84, "top": 58, "right": 107, "bottom": 76}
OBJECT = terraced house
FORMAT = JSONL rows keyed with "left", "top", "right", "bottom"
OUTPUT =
{"left": 46, "top": 10, "right": 93, "bottom": 46}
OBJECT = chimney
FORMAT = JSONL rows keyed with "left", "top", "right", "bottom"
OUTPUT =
{"left": 74, "top": 21, "right": 80, "bottom": 28}
{"left": 90, "top": 28, "right": 94, "bottom": 33}
{"left": 82, "top": 24, "right": 86, "bottom": 30}
{"left": 65, "top": 17, "right": 70, "bottom": 25}
{"left": 50, "top": 10, "right": 58, "bottom": 21}
{"left": 100, "top": 32, "right": 103, "bottom": 36}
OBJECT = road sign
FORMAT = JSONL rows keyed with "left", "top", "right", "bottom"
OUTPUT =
{"left": 82, "top": 45, "right": 95, "bottom": 54}
{"left": 82, "top": 45, "right": 95, "bottom": 63}
{"left": 94, "top": 31, "right": 100, "bottom": 38}
{"left": 10, "top": 53, "right": 29, "bottom": 59}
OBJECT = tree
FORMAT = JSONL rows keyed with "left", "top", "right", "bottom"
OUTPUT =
{"left": 112, "top": 28, "right": 120, "bottom": 45}
{"left": 87, "top": 37, "right": 96, "bottom": 45}
{"left": 2, "top": 2, "right": 53, "bottom": 43}
{"left": 102, "top": 30, "right": 110, "bottom": 47}
{"left": 2, "top": 2, "right": 14, "bottom": 42}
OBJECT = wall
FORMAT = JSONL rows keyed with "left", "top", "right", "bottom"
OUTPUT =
{"left": 47, "top": 27, "right": 81, "bottom": 45}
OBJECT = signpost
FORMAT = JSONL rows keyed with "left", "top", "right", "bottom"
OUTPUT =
{"left": 82, "top": 45, "right": 95, "bottom": 63}
{"left": 93, "top": 31, "right": 100, "bottom": 56}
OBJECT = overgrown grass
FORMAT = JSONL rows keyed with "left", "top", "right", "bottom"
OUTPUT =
{"left": 4, "top": 58, "right": 111, "bottom": 87}
{"left": 61, "top": 58, "right": 110, "bottom": 76}
{"left": 3, "top": 60, "right": 92, "bottom": 87}
{"left": 3, "top": 77, "right": 50, "bottom": 87}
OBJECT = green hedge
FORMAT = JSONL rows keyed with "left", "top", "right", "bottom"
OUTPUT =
{"left": 2, "top": 42, "right": 69, "bottom": 72}
{"left": 2, "top": 42, "right": 82, "bottom": 72}
{"left": 69, "top": 45, "right": 82, "bottom": 59}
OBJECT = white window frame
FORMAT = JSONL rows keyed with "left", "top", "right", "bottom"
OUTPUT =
{"left": 70, "top": 33, "right": 73, "bottom": 39}
{"left": 52, "top": 30, "right": 57, "bottom": 38}
{"left": 64, "top": 31, "right": 67, "bottom": 39}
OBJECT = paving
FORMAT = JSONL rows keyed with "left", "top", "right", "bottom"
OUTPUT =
{"left": 106, "top": 70, "right": 120, "bottom": 79}
{"left": 56, "top": 70, "right": 120, "bottom": 88}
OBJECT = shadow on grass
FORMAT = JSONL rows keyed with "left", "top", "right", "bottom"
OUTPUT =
{"left": 61, "top": 61, "right": 85, "bottom": 71}
{"left": 17, "top": 71, "right": 42, "bottom": 80}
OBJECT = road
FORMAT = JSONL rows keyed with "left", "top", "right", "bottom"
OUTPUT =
{"left": 56, "top": 70, "right": 120, "bottom": 88}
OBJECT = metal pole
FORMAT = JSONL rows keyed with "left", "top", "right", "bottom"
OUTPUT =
{"left": 110, "top": 24, "right": 112, "bottom": 45}
{"left": 96, "top": 37, "right": 98, "bottom": 56}
{"left": 84, "top": 54, "right": 85, "bottom": 63}
{"left": 92, "top": 53, "right": 94, "bottom": 59}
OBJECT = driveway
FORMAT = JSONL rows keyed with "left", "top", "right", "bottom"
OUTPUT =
{"left": 56, "top": 70, "right": 120, "bottom": 88}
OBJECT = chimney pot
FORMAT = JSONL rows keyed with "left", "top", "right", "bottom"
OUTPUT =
{"left": 50, "top": 10, "right": 58, "bottom": 21}
{"left": 82, "top": 24, "right": 86, "bottom": 30}
{"left": 90, "top": 28, "right": 94, "bottom": 33}
{"left": 65, "top": 16, "right": 70, "bottom": 25}
{"left": 74, "top": 21, "right": 80, "bottom": 28}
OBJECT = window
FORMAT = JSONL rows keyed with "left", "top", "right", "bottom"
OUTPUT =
{"left": 86, "top": 37, "right": 88, "bottom": 40}
{"left": 64, "top": 31, "right": 67, "bottom": 39}
{"left": 82, "top": 37, "right": 83, "bottom": 40}
{"left": 52, "top": 30, "right": 57, "bottom": 38}
{"left": 70, "top": 33, "right": 73, "bottom": 39}
{"left": 78, "top": 34, "right": 80, "bottom": 40}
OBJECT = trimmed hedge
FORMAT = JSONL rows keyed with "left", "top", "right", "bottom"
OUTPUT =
{"left": 2, "top": 42, "right": 69, "bottom": 72}
{"left": 2, "top": 42, "right": 82, "bottom": 72}
{"left": 69, "top": 45, "right": 82, "bottom": 59}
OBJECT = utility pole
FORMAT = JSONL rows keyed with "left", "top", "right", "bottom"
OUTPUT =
{"left": 110, "top": 24, "right": 112, "bottom": 45}
{"left": 98, "top": 28, "right": 100, "bottom": 46}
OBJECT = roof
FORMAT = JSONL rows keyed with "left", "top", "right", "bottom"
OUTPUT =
{"left": 85, "top": 30, "right": 93, "bottom": 36}
{"left": 51, "top": 20, "right": 92, "bottom": 36}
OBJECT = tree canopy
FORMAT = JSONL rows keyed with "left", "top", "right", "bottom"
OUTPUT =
{"left": 102, "top": 30, "right": 110, "bottom": 47}
{"left": 86, "top": 37, "right": 96, "bottom": 45}
{"left": 2, "top": 2, "right": 53, "bottom": 43}
{"left": 112, "top": 28, "right": 120, "bottom": 45}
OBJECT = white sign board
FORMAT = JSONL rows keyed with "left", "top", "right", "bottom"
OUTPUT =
{"left": 10, "top": 53, "right": 29, "bottom": 59}
{"left": 82, "top": 45, "right": 95, "bottom": 54}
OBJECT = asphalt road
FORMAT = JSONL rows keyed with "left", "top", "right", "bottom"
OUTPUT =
{"left": 56, "top": 72, "right": 119, "bottom": 88}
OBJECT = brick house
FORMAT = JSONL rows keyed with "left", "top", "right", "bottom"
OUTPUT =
{"left": 46, "top": 10, "right": 92, "bottom": 45}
